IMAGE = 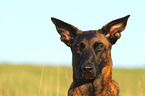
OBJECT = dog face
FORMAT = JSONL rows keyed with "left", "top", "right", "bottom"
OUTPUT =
{"left": 51, "top": 15, "right": 130, "bottom": 82}
{"left": 71, "top": 31, "right": 111, "bottom": 81}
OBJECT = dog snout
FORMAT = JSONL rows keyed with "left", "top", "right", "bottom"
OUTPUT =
{"left": 81, "top": 64, "right": 94, "bottom": 72}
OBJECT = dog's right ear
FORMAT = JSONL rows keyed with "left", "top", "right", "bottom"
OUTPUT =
{"left": 51, "top": 17, "right": 80, "bottom": 47}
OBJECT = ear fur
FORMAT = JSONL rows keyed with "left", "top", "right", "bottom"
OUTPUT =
{"left": 51, "top": 17, "right": 80, "bottom": 47}
{"left": 101, "top": 15, "right": 130, "bottom": 44}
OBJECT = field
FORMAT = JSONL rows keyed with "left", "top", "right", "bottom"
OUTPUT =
{"left": 0, "top": 63, "right": 145, "bottom": 96}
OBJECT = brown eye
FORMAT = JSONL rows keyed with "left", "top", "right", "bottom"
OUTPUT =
{"left": 75, "top": 43, "right": 85, "bottom": 52}
{"left": 94, "top": 43, "right": 103, "bottom": 51}
{"left": 96, "top": 44, "right": 103, "bottom": 49}
{"left": 76, "top": 46, "right": 81, "bottom": 50}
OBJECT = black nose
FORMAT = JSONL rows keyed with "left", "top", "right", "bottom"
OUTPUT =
{"left": 81, "top": 64, "right": 94, "bottom": 72}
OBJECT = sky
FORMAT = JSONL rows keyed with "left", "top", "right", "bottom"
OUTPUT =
{"left": 0, "top": 0, "right": 145, "bottom": 68}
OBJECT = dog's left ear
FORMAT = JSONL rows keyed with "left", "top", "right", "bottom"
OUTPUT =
{"left": 51, "top": 17, "right": 80, "bottom": 47}
{"left": 101, "top": 15, "right": 130, "bottom": 44}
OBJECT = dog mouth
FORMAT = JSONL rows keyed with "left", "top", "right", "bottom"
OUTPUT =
{"left": 79, "top": 64, "right": 97, "bottom": 81}
{"left": 80, "top": 69, "right": 102, "bottom": 82}
{"left": 81, "top": 71, "right": 96, "bottom": 81}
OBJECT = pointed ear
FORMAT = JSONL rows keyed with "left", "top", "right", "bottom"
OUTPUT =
{"left": 101, "top": 15, "right": 130, "bottom": 44}
{"left": 51, "top": 17, "right": 80, "bottom": 47}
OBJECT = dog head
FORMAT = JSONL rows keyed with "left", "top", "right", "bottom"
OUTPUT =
{"left": 51, "top": 15, "right": 130, "bottom": 83}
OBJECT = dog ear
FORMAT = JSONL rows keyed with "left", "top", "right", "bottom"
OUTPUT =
{"left": 51, "top": 17, "right": 80, "bottom": 47}
{"left": 101, "top": 15, "right": 130, "bottom": 44}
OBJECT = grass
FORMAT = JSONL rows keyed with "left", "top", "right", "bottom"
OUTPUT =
{"left": 0, "top": 63, "right": 145, "bottom": 96}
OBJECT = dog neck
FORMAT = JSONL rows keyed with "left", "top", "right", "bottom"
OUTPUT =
{"left": 69, "top": 59, "right": 118, "bottom": 95}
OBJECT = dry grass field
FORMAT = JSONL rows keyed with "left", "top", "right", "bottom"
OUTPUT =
{"left": 0, "top": 63, "right": 144, "bottom": 96}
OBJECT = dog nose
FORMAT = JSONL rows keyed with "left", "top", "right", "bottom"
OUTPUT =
{"left": 81, "top": 64, "right": 94, "bottom": 72}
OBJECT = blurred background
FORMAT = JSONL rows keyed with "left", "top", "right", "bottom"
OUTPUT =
{"left": 0, "top": 0, "right": 145, "bottom": 96}
{"left": 0, "top": 0, "right": 145, "bottom": 68}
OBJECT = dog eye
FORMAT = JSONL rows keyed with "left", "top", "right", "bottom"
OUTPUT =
{"left": 75, "top": 45, "right": 81, "bottom": 50}
{"left": 94, "top": 43, "right": 103, "bottom": 50}
{"left": 97, "top": 44, "right": 103, "bottom": 49}
{"left": 75, "top": 43, "right": 85, "bottom": 52}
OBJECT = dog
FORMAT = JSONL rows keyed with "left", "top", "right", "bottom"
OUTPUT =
{"left": 51, "top": 15, "right": 130, "bottom": 96}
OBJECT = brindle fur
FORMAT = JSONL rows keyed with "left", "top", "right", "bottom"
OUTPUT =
{"left": 51, "top": 15, "right": 130, "bottom": 96}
